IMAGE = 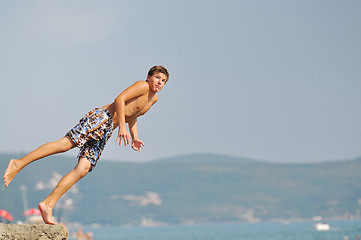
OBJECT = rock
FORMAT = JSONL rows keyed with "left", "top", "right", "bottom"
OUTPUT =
{"left": 0, "top": 223, "right": 68, "bottom": 240}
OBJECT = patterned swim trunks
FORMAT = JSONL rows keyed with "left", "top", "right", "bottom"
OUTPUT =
{"left": 66, "top": 107, "right": 113, "bottom": 172}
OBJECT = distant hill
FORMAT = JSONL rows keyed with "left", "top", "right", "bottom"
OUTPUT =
{"left": 1, "top": 152, "right": 360, "bottom": 225}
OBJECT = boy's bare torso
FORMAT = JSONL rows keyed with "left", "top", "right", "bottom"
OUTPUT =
{"left": 103, "top": 82, "right": 158, "bottom": 128}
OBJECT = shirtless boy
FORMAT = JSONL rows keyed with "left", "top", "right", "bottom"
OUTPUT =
{"left": 3, "top": 65, "right": 169, "bottom": 225}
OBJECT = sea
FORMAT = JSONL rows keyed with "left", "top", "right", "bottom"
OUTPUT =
{"left": 70, "top": 219, "right": 361, "bottom": 240}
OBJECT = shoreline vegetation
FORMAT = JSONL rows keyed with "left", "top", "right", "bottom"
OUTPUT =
{"left": 1, "top": 153, "right": 360, "bottom": 226}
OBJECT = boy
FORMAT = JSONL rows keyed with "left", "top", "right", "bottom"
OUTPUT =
{"left": 3, "top": 65, "right": 169, "bottom": 225}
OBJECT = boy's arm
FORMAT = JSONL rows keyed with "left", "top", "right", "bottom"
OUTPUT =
{"left": 114, "top": 81, "right": 148, "bottom": 146}
{"left": 128, "top": 118, "right": 144, "bottom": 152}
{"left": 128, "top": 118, "right": 139, "bottom": 140}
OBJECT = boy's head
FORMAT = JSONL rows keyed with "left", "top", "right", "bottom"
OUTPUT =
{"left": 147, "top": 65, "right": 169, "bottom": 83}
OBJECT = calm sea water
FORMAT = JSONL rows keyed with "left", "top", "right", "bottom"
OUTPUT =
{"left": 74, "top": 220, "right": 361, "bottom": 240}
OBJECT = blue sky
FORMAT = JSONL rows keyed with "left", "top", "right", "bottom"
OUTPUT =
{"left": 1, "top": 0, "right": 360, "bottom": 163}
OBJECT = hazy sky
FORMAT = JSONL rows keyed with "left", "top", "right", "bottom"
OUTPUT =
{"left": 1, "top": 0, "right": 360, "bottom": 163}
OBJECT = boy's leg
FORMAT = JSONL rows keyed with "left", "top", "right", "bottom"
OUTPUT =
{"left": 3, "top": 136, "right": 76, "bottom": 187}
{"left": 38, "top": 157, "right": 91, "bottom": 225}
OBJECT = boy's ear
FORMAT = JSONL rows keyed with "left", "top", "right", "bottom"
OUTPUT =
{"left": 146, "top": 75, "right": 150, "bottom": 82}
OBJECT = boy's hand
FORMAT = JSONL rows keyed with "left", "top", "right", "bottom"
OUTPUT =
{"left": 132, "top": 139, "right": 144, "bottom": 152}
{"left": 116, "top": 127, "right": 130, "bottom": 146}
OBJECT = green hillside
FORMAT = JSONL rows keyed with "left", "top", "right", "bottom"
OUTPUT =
{"left": 1, "top": 153, "right": 360, "bottom": 225}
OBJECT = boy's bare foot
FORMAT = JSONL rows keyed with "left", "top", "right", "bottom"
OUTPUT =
{"left": 3, "top": 159, "right": 21, "bottom": 187}
{"left": 38, "top": 202, "right": 58, "bottom": 225}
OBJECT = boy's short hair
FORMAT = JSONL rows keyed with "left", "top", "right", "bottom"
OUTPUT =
{"left": 147, "top": 65, "right": 169, "bottom": 81}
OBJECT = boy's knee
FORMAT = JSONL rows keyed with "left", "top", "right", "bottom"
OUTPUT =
{"left": 76, "top": 165, "right": 90, "bottom": 178}
{"left": 75, "top": 158, "right": 91, "bottom": 178}
{"left": 79, "top": 168, "right": 90, "bottom": 178}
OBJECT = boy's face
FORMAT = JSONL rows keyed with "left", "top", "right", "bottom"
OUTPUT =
{"left": 146, "top": 71, "right": 168, "bottom": 93}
